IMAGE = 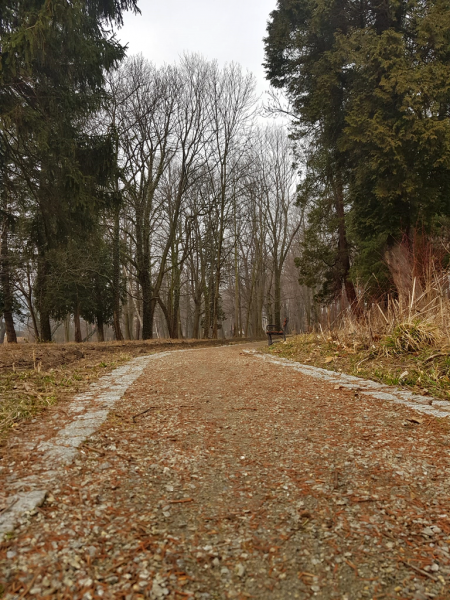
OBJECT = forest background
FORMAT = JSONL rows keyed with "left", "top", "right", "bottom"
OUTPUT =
{"left": 1, "top": 0, "right": 450, "bottom": 345}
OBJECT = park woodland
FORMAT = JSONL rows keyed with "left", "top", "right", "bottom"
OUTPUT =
{"left": 2, "top": 0, "right": 450, "bottom": 343}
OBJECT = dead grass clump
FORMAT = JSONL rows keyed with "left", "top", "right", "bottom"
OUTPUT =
{"left": 381, "top": 320, "right": 439, "bottom": 356}
{"left": 267, "top": 267, "right": 450, "bottom": 399}
{"left": 0, "top": 353, "right": 132, "bottom": 444}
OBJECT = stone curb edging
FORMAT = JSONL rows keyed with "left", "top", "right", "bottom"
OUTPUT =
{"left": 246, "top": 350, "right": 450, "bottom": 418}
{"left": 0, "top": 352, "right": 174, "bottom": 538}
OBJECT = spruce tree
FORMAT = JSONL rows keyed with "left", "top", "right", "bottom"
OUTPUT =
{"left": 265, "top": 0, "right": 450, "bottom": 301}
{"left": 0, "top": 0, "right": 139, "bottom": 341}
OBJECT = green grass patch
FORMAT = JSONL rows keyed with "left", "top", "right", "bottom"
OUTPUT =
{"left": 0, "top": 353, "right": 132, "bottom": 444}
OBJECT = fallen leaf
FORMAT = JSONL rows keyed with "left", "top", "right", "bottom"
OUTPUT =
{"left": 407, "top": 417, "right": 424, "bottom": 424}
{"left": 325, "top": 357, "right": 334, "bottom": 363}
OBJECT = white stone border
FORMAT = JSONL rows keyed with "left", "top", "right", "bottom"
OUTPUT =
{"left": 0, "top": 352, "right": 173, "bottom": 538}
{"left": 245, "top": 350, "right": 450, "bottom": 418}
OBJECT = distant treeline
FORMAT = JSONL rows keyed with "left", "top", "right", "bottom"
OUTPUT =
{"left": 4, "top": 1, "right": 447, "bottom": 345}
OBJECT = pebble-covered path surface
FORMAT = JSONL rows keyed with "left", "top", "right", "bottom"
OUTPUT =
{"left": 2, "top": 344, "right": 450, "bottom": 600}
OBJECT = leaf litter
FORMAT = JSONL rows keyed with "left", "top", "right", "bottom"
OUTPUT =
{"left": 1, "top": 344, "right": 450, "bottom": 599}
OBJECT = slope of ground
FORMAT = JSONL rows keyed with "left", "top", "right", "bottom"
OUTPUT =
{"left": 267, "top": 334, "right": 450, "bottom": 401}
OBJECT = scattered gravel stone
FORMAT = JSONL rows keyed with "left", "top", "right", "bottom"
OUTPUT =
{"left": 2, "top": 345, "right": 450, "bottom": 599}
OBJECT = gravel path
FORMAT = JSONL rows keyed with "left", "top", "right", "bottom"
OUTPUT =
{"left": 2, "top": 344, "right": 450, "bottom": 600}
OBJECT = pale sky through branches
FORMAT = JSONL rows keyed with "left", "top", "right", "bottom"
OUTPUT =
{"left": 116, "top": 0, "right": 278, "bottom": 96}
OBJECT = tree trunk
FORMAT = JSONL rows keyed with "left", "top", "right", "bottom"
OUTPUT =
{"left": 140, "top": 271, "right": 153, "bottom": 339}
{"left": 333, "top": 172, "right": 359, "bottom": 312}
{"left": 192, "top": 293, "right": 202, "bottom": 339}
{"left": 112, "top": 207, "right": 124, "bottom": 341}
{"left": 124, "top": 304, "right": 132, "bottom": 340}
{"left": 134, "top": 288, "right": 142, "bottom": 340}
{"left": 203, "top": 283, "right": 211, "bottom": 339}
{"left": 64, "top": 315, "right": 70, "bottom": 342}
{"left": 273, "top": 266, "right": 282, "bottom": 330}
{"left": 74, "top": 303, "right": 82, "bottom": 343}
{"left": 96, "top": 314, "right": 105, "bottom": 342}
{"left": 0, "top": 214, "right": 17, "bottom": 343}
{"left": 36, "top": 252, "right": 52, "bottom": 342}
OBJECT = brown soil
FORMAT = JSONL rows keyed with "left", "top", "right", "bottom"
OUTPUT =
{"left": 1, "top": 345, "right": 450, "bottom": 599}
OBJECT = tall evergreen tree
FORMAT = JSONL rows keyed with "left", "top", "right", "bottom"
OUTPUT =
{"left": 0, "top": 0, "right": 139, "bottom": 341}
{"left": 264, "top": 0, "right": 360, "bottom": 308}
{"left": 265, "top": 0, "right": 450, "bottom": 301}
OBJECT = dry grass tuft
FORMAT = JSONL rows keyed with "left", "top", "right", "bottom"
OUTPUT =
{"left": 380, "top": 320, "right": 439, "bottom": 356}
{"left": 267, "top": 270, "right": 450, "bottom": 400}
{"left": 0, "top": 353, "right": 133, "bottom": 444}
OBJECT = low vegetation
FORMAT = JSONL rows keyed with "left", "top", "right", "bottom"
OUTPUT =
{"left": 267, "top": 276, "right": 450, "bottom": 402}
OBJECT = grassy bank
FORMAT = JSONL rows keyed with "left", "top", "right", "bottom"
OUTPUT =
{"left": 266, "top": 325, "right": 450, "bottom": 401}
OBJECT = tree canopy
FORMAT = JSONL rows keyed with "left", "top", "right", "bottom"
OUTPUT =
{"left": 265, "top": 0, "right": 450, "bottom": 302}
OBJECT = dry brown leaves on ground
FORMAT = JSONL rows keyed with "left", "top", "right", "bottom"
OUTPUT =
{"left": 1, "top": 344, "right": 450, "bottom": 600}
{"left": 0, "top": 339, "right": 240, "bottom": 444}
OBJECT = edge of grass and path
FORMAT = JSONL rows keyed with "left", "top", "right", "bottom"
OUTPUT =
{"left": 265, "top": 328, "right": 450, "bottom": 402}
{"left": 0, "top": 338, "right": 252, "bottom": 446}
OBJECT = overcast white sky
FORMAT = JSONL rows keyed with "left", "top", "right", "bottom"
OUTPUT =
{"left": 116, "top": 0, "right": 278, "bottom": 96}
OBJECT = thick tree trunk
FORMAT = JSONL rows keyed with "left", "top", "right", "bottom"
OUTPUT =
{"left": 333, "top": 172, "right": 359, "bottom": 312}
{"left": 166, "top": 259, "right": 181, "bottom": 339}
{"left": 140, "top": 271, "right": 153, "bottom": 340}
{"left": 1, "top": 215, "right": 17, "bottom": 343}
{"left": 124, "top": 305, "right": 132, "bottom": 340}
{"left": 39, "top": 310, "right": 52, "bottom": 342}
{"left": 96, "top": 314, "right": 105, "bottom": 342}
{"left": 27, "top": 296, "right": 40, "bottom": 342}
{"left": 192, "top": 291, "right": 202, "bottom": 339}
{"left": 64, "top": 315, "right": 70, "bottom": 342}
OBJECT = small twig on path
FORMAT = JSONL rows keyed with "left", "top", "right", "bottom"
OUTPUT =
{"left": 132, "top": 407, "right": 157, "bottom": 422}
{"left": 344, "top": 558, "right": 359, "bottom": 575}
{"left": 0, "top": 498, "right": 18, "bottom": 514}
{"left": 168, "top": 498, "right": 194, "bottom": 504}
{"left": 104, "top": 558, "right": 128, "bottom": 574}
{"left": 233, "top": 407, "right": 258, "bottom": 411}
{"left": 18, "top": 571, "right": 39, "bottom": 599}
{"left": 400, "top": 560, "right": 437, "bottom": 582}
